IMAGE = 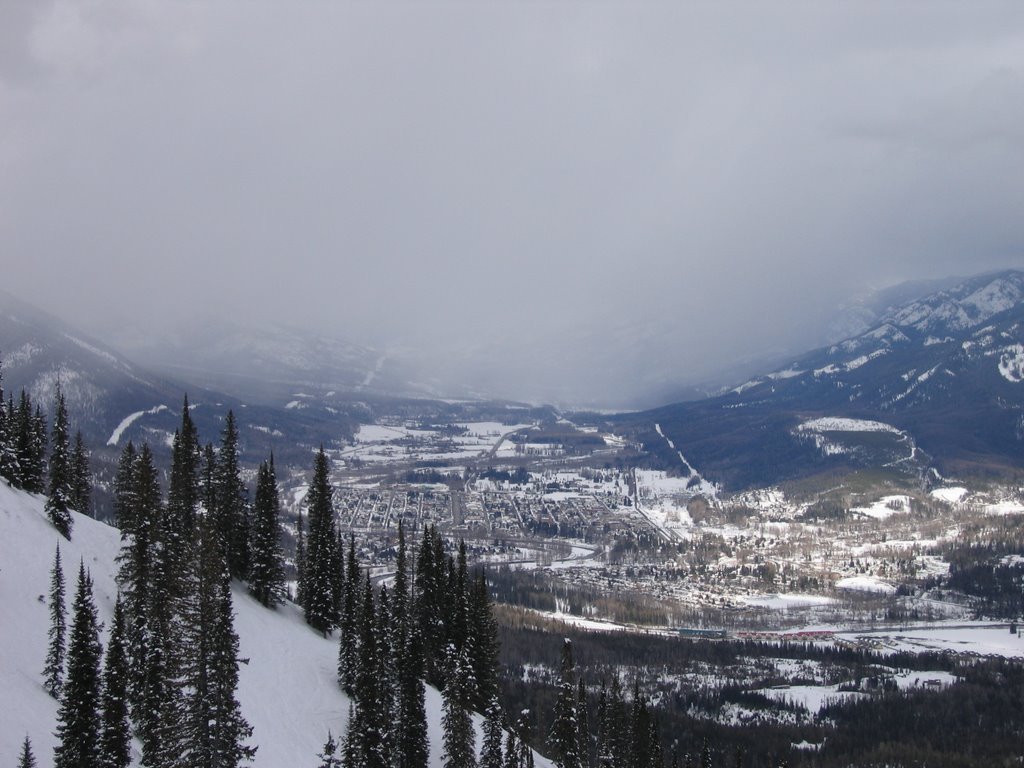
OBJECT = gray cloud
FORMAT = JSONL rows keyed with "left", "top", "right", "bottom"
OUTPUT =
{"left": 2, "top": 1, "right": 1024, "bottom": 405}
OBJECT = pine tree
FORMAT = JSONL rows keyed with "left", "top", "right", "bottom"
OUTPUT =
{"left": 550, "top": 640, "right": 582, "bottom": 768}
{"left": 294, "top": 512, "right": 306, "bottom": 606}
{"left": 303, "top": 447, "right": 338, "bottom": 633}
{"left": 317, "top": 731, "right": 343, "bottom": 768}
{"left": 353, "top": 573, "right": 388, "bottom": 768}
{"left": 112, "top": 442, "right": 137, "bottom": 532}
{"left": 14, "top": 392, "right": 45, "bottom": 493}
{"left": 467, "top": 570, "right": 499, "bottom": 712}
{"left": 99, "top": 596, "right": 131, "bottom": 768}
{"left": 70, "top": 431, "right": 91, "bottom": 517}
{"left": 480, "top": 697, "right": 505, "bottom": 768}
{"left": 699, "top": 740, "right": 712, "bottom": 768}
{"left": 504, "top": 730, "right": 521, "bottom": 768}
{"left": 43, "top": 543, "right": 67, "bottom": 697}
{"left": 577, "top": 677, "right": 590, "bottom": 768}
{"left": 0, "top": 359, "right": 19, "bottom": 486}
{"left": 248, "top": 457, "right": 286, "bottom": 607}
{"left": 45, "top": 387, "right": 73, "bottom": 538}
{"left": 178, "top": 514, "right": 256, "bottom": 768}
{"left": 338, "top": 533, "right": 359, "bottom": 692}
{"left": 396, "top": 626, "right": 429, "bottom": 768}
{"left": 165, "top": 395, "right": 201, "bottom": 574}
{"left": 18, "top": 735, "right": 37, "bottom": 768}
{"left": 442, "top": 645, "right": 476, "bottom": 768}
{"left": 628, "top": 682, "right": 653, "bottom": 768}
{"left": 213, "top": 410, "right": 250, "bottom": 580}
{"left": 54, "top": 562, "right": 103, "bottom": 768}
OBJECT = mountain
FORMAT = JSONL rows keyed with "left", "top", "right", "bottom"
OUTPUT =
{"left": 610, "top": 270, "right": 1024, "bottom": 490}
{"left": 105, "top": 316, "right": 453, "bottom": 406}
{"left": 0, "top": 291, "right": 357, "bottom": 491}
{"left": 0, "top": 481, "right": 534, "bottom": 767}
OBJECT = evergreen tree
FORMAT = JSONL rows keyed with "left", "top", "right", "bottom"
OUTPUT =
{"left": 70, "top": 431, "right": 91, "bottom": 518}
{"left": 54, "top": 562, "right": 103, "bottom": 768}
{"left": 165, "top": 396, "right": 201, "bottom": 574}
{"left": 214, "top": 410, "right": 250, "bottom": 580}
{"left": 441, "top": 645, "right": 476, "bottom": 768}
{"left": 303, "top": 447, "right": 338, "bottom": 633}
{"left": 248, "top": 457, "right": 286, "bottom": 607}
{"left": 415, "top": 525, "right": 447, "bottom": 686}
{"left": 317, "top": 731, "right": 343, "bottom": 768}
{"left": 699, "top": 740, "right": 711, "bottom": 768}
{"left": 0, "top": 360, "right": 18, "bottom": 485}
{"left": 353, "top": 573, "right": 388, "bottom": 768}
{"left": 45, "top": 388, "right": 73, "bottom": 538}
{"left": 467, "top": 570, "right": 499, "bottom": 712}
{"left": 504, "top": 731, "right": 521, "bottom": 768}
{"left": 338, "top": 533, "right": 359, "bottom": 693}
{"left": 18, "top": 735, "right": 37, "bottom": 768}
{"left": 14, "top": 392, "right": 45, "bottom": 493}
{"left": 550, "top": 640, "right": 582, "bottom": 768}
{"left": 577, "top": 677, "right": 590, "bottom": 768}
{"left": 480, "top": 697, "right": 505, "bottom": 768}
{"left": 43, "top": 543, "right": 67, "bottom": 697}
{"left": 294, "top": 512, "right": 306, "bottom": 606}
{"left": 112, "top": 442, "right": 137, "bottom": 532}
{"left": 99, "top": 596, "right": 131, "bottom": 768}
{"left": 396, "top": 626, "right": 429, "bottom": 768}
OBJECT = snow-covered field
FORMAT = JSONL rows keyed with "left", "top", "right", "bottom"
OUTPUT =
{"left": 0, "top": 482, "right": 547, "bottom": 768}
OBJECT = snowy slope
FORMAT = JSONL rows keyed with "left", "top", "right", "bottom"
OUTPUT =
{"left": 0, "top": 482, "right": 540, "bottom": 767}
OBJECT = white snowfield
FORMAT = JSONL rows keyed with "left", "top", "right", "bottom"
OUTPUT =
{"left": 797, "top": 417, "right": 901, "bottom": 435}
{"left": 106, "top": 405, "right": 168, "bottom": 446}
{"left": 0, "top": 482, "right": 548, "bottom": 768}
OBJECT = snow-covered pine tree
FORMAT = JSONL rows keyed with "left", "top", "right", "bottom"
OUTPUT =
{"left": 70, "top": 431, "right": 91, "bottom": 518}
{"left": 112, "top": 442, "right": 137, "bottom": 531}
{"left": 317, "top": 731, "right": 343, "bottom": 768}
{"left": 441, "top": 645, "right": 477, "bottom": 768}
{"left": 480, "top": 697, "right": 505, "bottom": 768}
{"left": 504, "top": 730, "right": 520, "bottom": 768}
{"left": 468, "top": 570, "right": 499, "bottom": 712}
{"left": 18, "top": 735, "right": 37, "bottom": 768}
{"left": 248, "top": 457, "right": 286, "bottom": 607}
{"left": 0, "top": 360, "right": 18, "bottom": 486}
{"left": 628, "top": 682, "right": 654, "bottom": 768}
{"left": 54, "top": 562, "right": 103, "bottom": 768}
{"left": 43, "top": 542, "right": 67, "bottom": 697}
{"left": 214, "top": 410, "right": 250, "bottom": 580}
{"left": 396, "top": 625, "right": 429, "bottom": 768}
{"left": 549, "top": 640, "right": 582, "bottom": 768}
{"left": 179, "top": 515, "right": 256, "bottom": 768}
{"left": 45, "top": 388, "right": 73, "bottom": 538}
{"left": 376, "top": 585, "right": 396, "bottom": 764}
{"left": 165, "top": 395, "right": 201, "bottom": 572}
{"left": 99, "top": 596, "right": 130, "bottom": 768}
{"left": 577, "top": 677, "right": 590, "bottom": 768}
{"left": 303, "top": 447, "right": 338, "bottom": 634}
{"left": 353, "top": 573, "right": 388, "bottom": 768}
{"left": 13, "top": 392, "right": 45, "bottom": 493}
{"left": 294, "top": 512, "right": 306, "bottom": 606}
{"left": 338, "top": 533, "right": 359, "bottom": 693}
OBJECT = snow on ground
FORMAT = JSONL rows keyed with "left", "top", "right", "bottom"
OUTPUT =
{"left": 834, "top": 576, "right": 897, "bottom": 594}
{"left": 838, "top": 624, "right": 1024, "bottom": 659}
{"left": 741, "top": 594, "right": 836, "bottom": 610}
{"left": 106, "top": 405, "right": 168, "bottom": 446}
{"left": 998, "top": 344, "right": 1024, "bottom": 383}
{"left": 757, "top": 684, "right": 865, "bottom": 713}
{"left": 0, "top": 482, "right": 549, "bottom": 768}
{"left": 930, "top": 487, "right": 969, "bottom": 504}
{"left": 797, "top": 417, "right": 901, "bottom": 434}
{"left": 850, "top": 495, "right": 911, "bottom": 520}
{"left": 984, "top": 499, "right": 1024, "bottom": 515}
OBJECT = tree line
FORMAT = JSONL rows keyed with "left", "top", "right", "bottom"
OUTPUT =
{"left": 0, "top": 357, "right": 92, "bottom": 537}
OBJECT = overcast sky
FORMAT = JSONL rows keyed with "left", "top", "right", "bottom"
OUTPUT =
{"left": 2, "top": 2, "right": 1024, "bottom": 402}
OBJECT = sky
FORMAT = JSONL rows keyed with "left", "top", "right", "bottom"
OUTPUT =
{"left": 2, "top": 1, "right": 1024, "bottom": 405}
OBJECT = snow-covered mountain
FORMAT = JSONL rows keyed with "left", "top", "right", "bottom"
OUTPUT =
{"left": 0, "top": 292, "right": 361, "bottom": 495}
{"left": 0, "top": 481, "right": 541, "bottom": 767}
{"left": 106, "top": 317, "right": 457, "bottom": 406}
{"left": 618, "top": 270, "right": 1024, "bottom": 489}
